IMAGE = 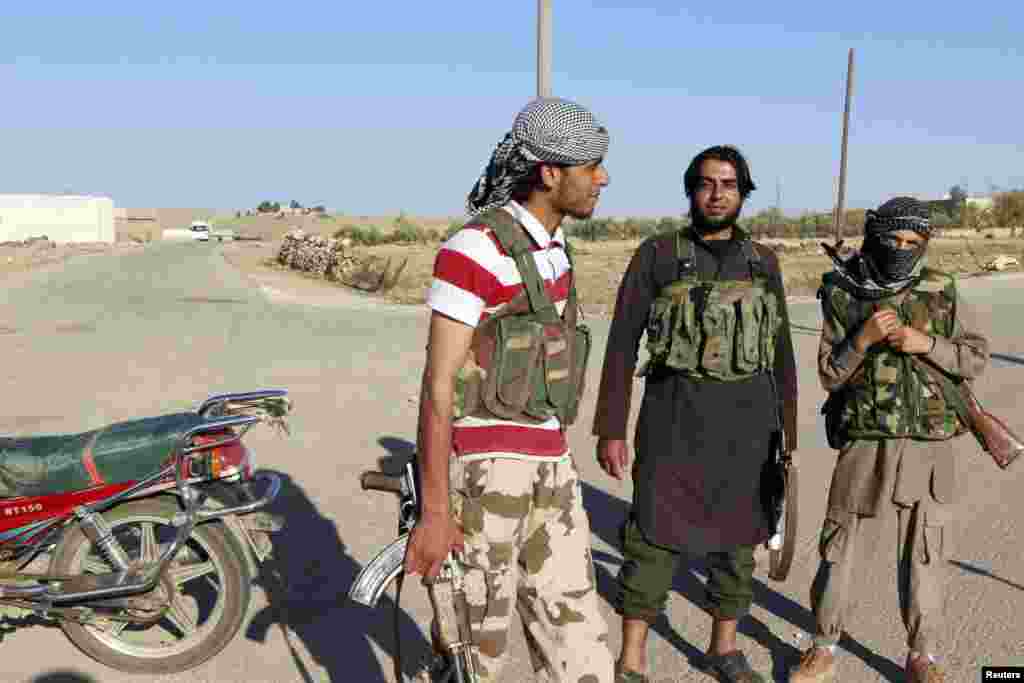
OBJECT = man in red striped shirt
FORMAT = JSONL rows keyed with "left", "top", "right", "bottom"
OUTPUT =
{"left": 403, "top": 97, "right": 614, "bottom": 682}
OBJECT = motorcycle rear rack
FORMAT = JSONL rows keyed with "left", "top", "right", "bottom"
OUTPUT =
{"left": 76, "top": 389, "right": 288, "bottom": 518}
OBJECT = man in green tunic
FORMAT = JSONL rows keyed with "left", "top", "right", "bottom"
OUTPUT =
{"left": 593, "top": 145, "right": 799, "bottom": 683}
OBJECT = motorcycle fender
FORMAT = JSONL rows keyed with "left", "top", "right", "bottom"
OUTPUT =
{"left": 170, "top": 483, "right": 279, "bottom": 575}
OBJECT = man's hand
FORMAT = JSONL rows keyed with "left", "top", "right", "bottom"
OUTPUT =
{"left": 403, "top": 512, "right": 465, "bottom": 580}
{"left": 885, "top": 326, "right": 935, "bottom": 355}
{"left": 597, "top": 438, "right": 630, "bottom": 480}
{"left": 854, "top": 308, "right": 900, "bottom": 353}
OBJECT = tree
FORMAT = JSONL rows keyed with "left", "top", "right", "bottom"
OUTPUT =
{"left": 289, "top": 200, "right": 301, "bottom": 210}
{"left": 949, "top": 185, "right": 968, "bottom": 205}
{"left": 992, "top": 191, "right": 1024, "bottom": 236}
{"left": 931, "top": 212, "right": 953, "bottom": 232}
{"left": 961, "top": 203, "right": 995, "bottom": 232}
{"left": 257, "top": 201, "right": 280, "bottom": 213}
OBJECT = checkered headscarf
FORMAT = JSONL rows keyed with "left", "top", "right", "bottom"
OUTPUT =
{"left": 864, "top": 196, "right": 932, "bottom": 239}
{"left": 823, "top": 197, "right": 933, "bottom": 300}
{"left": 466, "top": 97, "right": 609, "bottom": 216}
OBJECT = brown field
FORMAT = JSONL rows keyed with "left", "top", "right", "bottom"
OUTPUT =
{"left": 0, "top": 240, "right": 139, "bottom": 280}
{"left": 222, "top": 233, "right": 1024, "bottom": 316}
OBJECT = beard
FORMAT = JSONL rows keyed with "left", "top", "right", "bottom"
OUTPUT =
{"left": 564, "top": 202, "right": 597, "bottom": 221}
{"left": 555, "top": 185, "right": 600, "bottom": 221}
{"left": 690, "top": 200, "right": 743, "bottom": 235}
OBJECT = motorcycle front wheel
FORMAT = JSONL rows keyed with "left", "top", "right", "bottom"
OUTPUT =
{"left": 50, "top": 496, "right": 252, "bottom": 674}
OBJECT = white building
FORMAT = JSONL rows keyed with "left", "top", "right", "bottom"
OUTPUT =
{"left": 0, "top": 194, "right": 115, "bottom": 244}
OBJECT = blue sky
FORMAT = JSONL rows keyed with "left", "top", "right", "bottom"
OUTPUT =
{"left": 2, "top": 1, "right": 1022, "bottom": 218}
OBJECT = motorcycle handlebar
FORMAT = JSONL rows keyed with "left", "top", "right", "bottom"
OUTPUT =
{"left": 361, "top": 470, "right": 404, "bottom": 494}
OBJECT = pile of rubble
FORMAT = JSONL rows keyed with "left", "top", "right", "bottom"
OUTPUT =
{"left": 984, "top": 254, "right": 1020, "bottom": 271}
{"left": 275, "top": 228, "right": 407, "bottom": 292}
{"left": 276, "top": 229, "right": 359, "bottom": 281}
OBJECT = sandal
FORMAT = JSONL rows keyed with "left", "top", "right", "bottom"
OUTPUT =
{"left": 615, "top": 659, "right": 649, "bottom": 683}
{"left": 702, "top": 650, "right": 767, "bottom": 683}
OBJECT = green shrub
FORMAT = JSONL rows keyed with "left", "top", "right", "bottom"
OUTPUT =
{"left": 333, "top": 225, "right": 386, "bottom": 246}
{"left": 393, "top": 217, "right": 424, "bottom": 243}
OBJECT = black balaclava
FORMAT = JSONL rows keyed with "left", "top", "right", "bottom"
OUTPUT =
{"left": 861, "top": 197, "right": 932, "bottom": 283}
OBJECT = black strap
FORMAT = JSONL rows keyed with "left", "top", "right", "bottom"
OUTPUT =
{"left": 675, "top": 229, "right": 696, "bottom": 278}
{"left": 742, "top": 239, "right": 764, "bottom": 280}
{"left": 675, "top": 228, "right": 761, "bottom": 281}
{"left": 393, "top": 571, "right": 405, "bottom": 683}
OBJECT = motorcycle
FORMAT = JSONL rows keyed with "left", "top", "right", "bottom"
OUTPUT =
{"left": 0, "top": 389, "right": 290, "bottom": 674}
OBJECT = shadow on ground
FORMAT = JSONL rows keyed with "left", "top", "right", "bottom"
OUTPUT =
{"left": 243, "top": 444, "right": 912, "bottom": 682}
{"left": 582, "top": 482, "right": 905, "bottom": 683}
{"left": 26, "top": 672, "right": 98, "bottom": 683}
{"left": 949, "top": 559, "right": 1024, "bottom": 593}
{"left": 246, "top": 436, "right": 427, "bottom": 683}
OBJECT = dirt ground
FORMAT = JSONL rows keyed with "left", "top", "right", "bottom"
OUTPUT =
{"left": 222, "top": 233, "right": 1024, "bottom": 316}
{"left": 0, "top": 239, "right": 143, "bottom": 280}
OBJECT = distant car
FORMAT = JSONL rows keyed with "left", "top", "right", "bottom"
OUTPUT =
{"left": 190, "top": 221, "right": 211, "bottom": 241}
{"left": 189, "top": 220, "right": 236, "bottom": 242}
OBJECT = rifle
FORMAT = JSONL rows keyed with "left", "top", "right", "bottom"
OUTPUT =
{"left": 765, "top": 426, "right": 799, "bottom": 581}
{"left": 348, "top": 456, "right": 480, "bottom": 682}
{"left": 764, "top": 375, "right": 799, "bottom": 582}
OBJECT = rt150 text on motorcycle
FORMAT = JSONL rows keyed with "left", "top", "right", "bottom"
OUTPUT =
{"left": 0, "top": 389, "right": 291, "bottom": 674}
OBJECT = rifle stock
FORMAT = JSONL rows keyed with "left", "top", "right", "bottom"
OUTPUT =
{"left": 348, "top": 533, "right": 409, "bottom": 608}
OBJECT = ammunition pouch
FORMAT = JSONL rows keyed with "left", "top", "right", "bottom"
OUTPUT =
{"left": 452, "top": 208, "right": 589, "bottom": 426}
{"left": 643, "top": 230, "right": 780, "bottom": 381}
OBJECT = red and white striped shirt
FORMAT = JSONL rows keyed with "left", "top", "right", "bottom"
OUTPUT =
{"left": 427, "top": 201, "right": 572, "bottom": 461}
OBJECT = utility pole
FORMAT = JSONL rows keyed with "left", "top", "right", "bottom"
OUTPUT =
{"left": 537, "top": 0, "right": 553, "bottom": 97}
{"left": 833, "top": 48, "right": 855, "bottom": 244}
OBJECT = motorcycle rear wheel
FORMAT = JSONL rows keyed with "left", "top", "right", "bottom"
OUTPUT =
{"left": 50, "top": 496, "right": 252, "bottom": 674}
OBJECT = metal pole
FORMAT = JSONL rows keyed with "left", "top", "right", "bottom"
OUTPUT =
{"left": 537, "top": 0, "right": 552, "bottom": 97}
{"left": 834, "top": 48, "right": 854, "bottom": 243}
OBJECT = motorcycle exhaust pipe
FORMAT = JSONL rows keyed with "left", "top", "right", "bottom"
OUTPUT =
{"left": 0, "top": 584, "right": 48, "bottom": 598}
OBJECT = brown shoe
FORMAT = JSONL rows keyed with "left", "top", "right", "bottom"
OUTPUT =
{"left": 788, "top": 646, "right": 836, "bottom": 683}
{"left": 907, "top": 653, "right": 946, "bottom": 683}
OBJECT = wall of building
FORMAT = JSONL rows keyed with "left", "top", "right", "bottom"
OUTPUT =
{"left": 0, "top": 194, "right": 115, "bottom": 243}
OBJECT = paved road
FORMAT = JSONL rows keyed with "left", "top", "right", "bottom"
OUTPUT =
{"left": 0, "top": 242, "right": 1021, "bottom": 682}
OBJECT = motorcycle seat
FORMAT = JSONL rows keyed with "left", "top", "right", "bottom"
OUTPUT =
{"left": 0, "top": 412, "right": 206, "bottom": 498}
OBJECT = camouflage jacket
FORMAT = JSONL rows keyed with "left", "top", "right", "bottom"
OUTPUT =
{"left": 817, "top": 267, "right": 989, "bottom": 513}
{"left": 820, "top": 268, "right": 970, "bottom": 441}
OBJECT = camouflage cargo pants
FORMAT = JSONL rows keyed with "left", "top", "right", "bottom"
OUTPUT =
{"left": 810, "top": 498, "right": 952, "bottom": 654}
{"left": 443, "top": 455, "right": 614, "bottom": 683}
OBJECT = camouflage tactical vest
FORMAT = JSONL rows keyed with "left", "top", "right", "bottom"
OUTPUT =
{"left": 819, "top": 267, "right": 967, "bottom": 443}
{"left": 452, "top": 208, "right": 590, "bottom": 426}
{"left": 641, "top": 230, "right": 781, "bottom": 381}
